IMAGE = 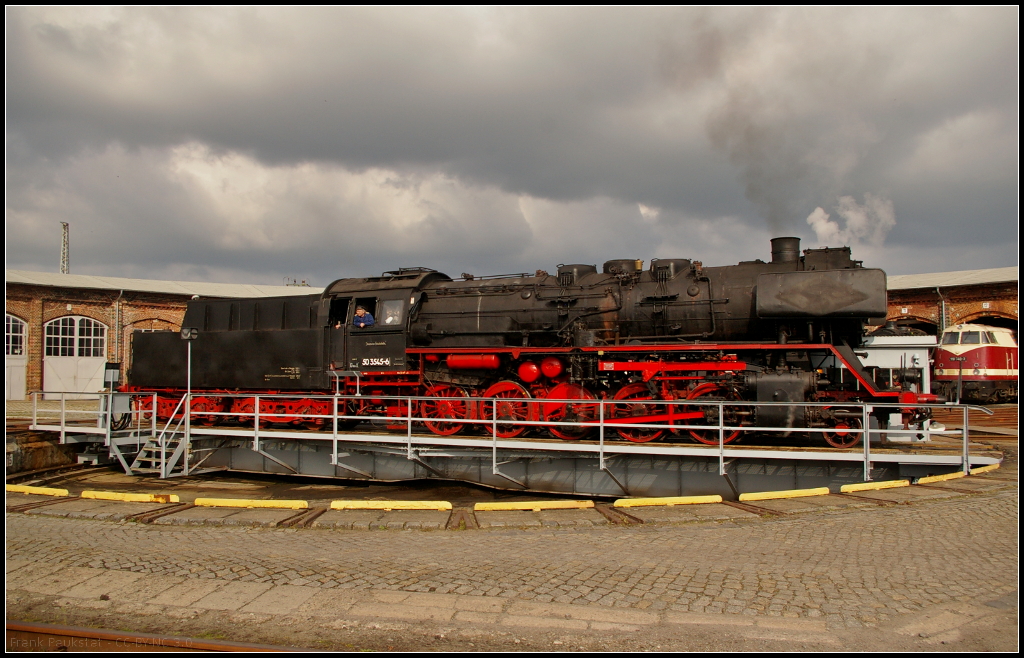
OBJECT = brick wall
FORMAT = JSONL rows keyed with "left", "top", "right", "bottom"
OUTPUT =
{"left": 6, "top": 284, "right": 187, "bottom": 395}
{"left": 887, "top": 282, "right": 1018, "bottom": 333}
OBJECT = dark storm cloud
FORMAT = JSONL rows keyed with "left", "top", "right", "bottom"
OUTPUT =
{"left": 5, "top": 7, "right": 1018, "bottom": 283}
{"left": 7, "top": 8, "right": 736, "bottom": 206}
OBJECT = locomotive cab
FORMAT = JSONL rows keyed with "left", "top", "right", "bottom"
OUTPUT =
{"left": 321, "top": 291, "right": 411, "bottom": 373}
{"left": 343, "top": 292, "right": 410, "bottom": 372}
{"left": 321, "top": 268, "right": 449, "bottom": 374}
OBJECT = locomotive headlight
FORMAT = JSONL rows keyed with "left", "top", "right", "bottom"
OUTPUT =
{"left": 973, "top": 368, "right": 981, "bottom": 375}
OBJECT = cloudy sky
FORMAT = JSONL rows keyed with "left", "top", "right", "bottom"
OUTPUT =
{"left": 6, "top": 7, "right": 1018, "bottom": 287}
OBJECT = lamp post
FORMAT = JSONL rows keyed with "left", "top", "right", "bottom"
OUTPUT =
{"left": 180, "top": 327, "right": 198, "bottom": 474}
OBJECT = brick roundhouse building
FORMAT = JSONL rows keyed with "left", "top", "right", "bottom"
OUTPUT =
{"left": 5, "top": 270, "right": 306, "bottom": 400}
{"left": 885, "top": 267, "right": 1018, "bottom": 336}
{"left": 5, "top": 265, "right": 1018, "bottom": 401}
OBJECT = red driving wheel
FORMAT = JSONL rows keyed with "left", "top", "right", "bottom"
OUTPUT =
{"left": 481, "top": 381, "right": 533, "bottom": 438}
{"left": 542, "top": 383, "right": 597, "bottom": 440}
{"left": 682, "top": 383, "right": 742, "bottom": 445}
{"left": 609, "top": 382, "right": 665, "bottom": 443}
{"left": 421, "top": 384, "right": 471, "bottom": 436}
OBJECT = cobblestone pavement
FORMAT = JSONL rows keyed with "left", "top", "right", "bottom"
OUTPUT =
{"left": 6, "top": 471, "right": 1018, "bottom": 651}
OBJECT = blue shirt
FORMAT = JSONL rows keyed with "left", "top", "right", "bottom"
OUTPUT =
{"left": 353, "top": 312, "right": 375, "bottom": 328}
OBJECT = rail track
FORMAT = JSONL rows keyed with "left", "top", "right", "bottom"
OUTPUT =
{"left": 931, "top": 404, "right": 1017, "bottom": 430}
{"left": 5, "top": 620, "right": 297, "bottom": 652}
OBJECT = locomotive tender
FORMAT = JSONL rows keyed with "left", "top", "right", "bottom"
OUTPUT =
{"left": 128, "top": 237, "right": 937, "bottom": 447}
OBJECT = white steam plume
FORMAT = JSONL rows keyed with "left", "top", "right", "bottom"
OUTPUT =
{"left": 638, "top": 203, "right": 661, "bottom": 222}
{"left": 806, "top": 193, "right": 895, "bottom": 246}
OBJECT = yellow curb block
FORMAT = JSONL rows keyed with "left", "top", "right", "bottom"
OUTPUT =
{"left": 840, "top": 480, "right": 910, "bottom": 493}
{"left": 330, "top": 500, "right": 453, "bottom": 511}
{"left": 614, "top": 495, "right": 723, "bottom": 507}
{"left": 739, "top": 487, "right": 830, "bottom": 502}
{"left": 970, "top": 464, "right": 1001, "bottom": 474}
{"left": 474, "top": 500, "right": 595, "bottom": 512}
{"left": 81, "top": 491, "right": 180, "bottom": 504}
{"left": 5, "top": 485, "right": 69, "bottom": 497}
{"left": 916, "top": 471, "right": 965, "bottom": 484}
{"left": 193, "top": 498, "right": 307, "bottom": 509}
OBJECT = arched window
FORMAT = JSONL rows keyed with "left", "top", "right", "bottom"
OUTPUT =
{"left": 77, "top": 318, "right": 107, "bottom": 357}
{"left": 5, "top": 314, "right": 26, "bottom": 356}
{"left": 45, "top": 316, "right": 107, "bottom": 358}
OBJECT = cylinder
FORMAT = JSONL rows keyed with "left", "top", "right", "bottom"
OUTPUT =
{"left": 446, "top": 354, "right": 500, "bottom": 370}
{"left": 770, "top": 237, "right": 801, "bottom": 263}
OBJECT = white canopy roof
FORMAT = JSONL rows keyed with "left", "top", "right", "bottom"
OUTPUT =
{"left": 6, "top": 269, "right": 315, "bottom": 299}
{"left": 886, "top": 267, "right": 1017, "bottom": 291}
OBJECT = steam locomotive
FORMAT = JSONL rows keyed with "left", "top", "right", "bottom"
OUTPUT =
{"left": 127, "top": 237, "right": 937, "bottom": 447}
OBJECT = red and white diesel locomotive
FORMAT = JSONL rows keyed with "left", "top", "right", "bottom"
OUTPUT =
{"left": 127, "top": 237, "right": 939, "bottom": 447}
{"left": 933, "top": 323, "right": 1018, "bottom": 404}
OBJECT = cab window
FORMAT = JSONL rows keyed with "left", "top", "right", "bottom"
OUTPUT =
{"left": 984, "top": 332, "right": 997, "bottom": 344}
{"left": 329, "top": 298, "right": 351, "bottom": 329}
{"left": 941, "top": 332, "right": 959, "bottom": 345}
{"left": 960, "top": 331, "right": 980, "bottom": 344}
{"left": 353, "top": 298, "right": 378, "bottom": 319}
{"left": 380, "top": 300, "right": 404, "bottom": 326}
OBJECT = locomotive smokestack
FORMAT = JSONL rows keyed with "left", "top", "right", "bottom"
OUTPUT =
{"left": 770, "top": 237, "right": 801, "bottom": 263}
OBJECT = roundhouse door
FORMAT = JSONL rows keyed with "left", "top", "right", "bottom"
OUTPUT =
{"left": 6, "top": 314, "right": 28, "bottom": 401}
{"left": 43, "top": 317, "right": 108, "bottom": 400}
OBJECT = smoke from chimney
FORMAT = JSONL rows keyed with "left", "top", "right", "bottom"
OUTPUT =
{"left": 806, "top": 194, "right": 895, "bottom": 246}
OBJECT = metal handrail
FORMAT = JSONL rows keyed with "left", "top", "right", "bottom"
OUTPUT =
{"left": 99, "top": 391, "right": 993, "bottom": 429}
{"left": 31, "top": 391, "right": 993, "bottom": 434}
{"left": 32, "top": 390, "right": 997, "bottom": 481}
{"left": 153, "top": 394, "right": 189, "bottom": 478}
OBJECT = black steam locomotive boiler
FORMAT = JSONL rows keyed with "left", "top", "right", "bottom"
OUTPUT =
{"left": 127, "top": 237, "right": 936, "bottom": 447}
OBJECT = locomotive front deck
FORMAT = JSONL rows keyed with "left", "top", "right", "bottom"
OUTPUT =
{"left": 31, "top": 392, "right": 1002, "bottom": 498}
